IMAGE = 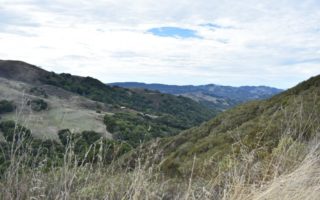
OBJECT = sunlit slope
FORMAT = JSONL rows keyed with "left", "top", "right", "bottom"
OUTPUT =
{"left": 0, "top": 77, "right": 110, "bottom": 140}
{"left": 0, "top": 60, "right": 216, "bottom": 141}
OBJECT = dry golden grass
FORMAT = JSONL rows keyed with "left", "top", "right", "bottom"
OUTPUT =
{"left": 1, "top": 129, "right": 319, "bottom": 200}
{"left": 1, "top": 95, "right": 320, "bottom": 200}
{"left": 0, "top": 77, "right": 111, "bottom": 140}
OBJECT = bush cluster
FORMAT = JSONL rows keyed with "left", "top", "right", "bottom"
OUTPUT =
{"left": 104, "top": 112, "right": 183, "bottom": 146}
{"left": 27, "top": 99, "right": 48, "bottom": 111}
{"left": 0, "top": 100, "right": 15, "bottom": 114}
{"left": 29, "top": 87, "right": 48, "bottom": 98}
{"left": 0, "top": 121, "right": 132, "bottom": 176}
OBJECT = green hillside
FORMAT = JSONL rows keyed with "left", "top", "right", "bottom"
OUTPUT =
{"left": 136, "top": 74, "right": 320, "bottom": 177}
{"left": 0, "top": 60, "right": 216, "bottom": 145}
{"left": 40, "top": 72, "right": 215, "bottom": 127}
{"left": 1, "top": 61, "right": 319, "bottom": 199}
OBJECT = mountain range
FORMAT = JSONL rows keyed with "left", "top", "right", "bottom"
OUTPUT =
{"left": 110, "top": 82, "right": 283, "bottom": 110}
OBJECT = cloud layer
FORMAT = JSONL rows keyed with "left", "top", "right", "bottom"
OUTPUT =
{"left": 0, "top": 0, "right": 320, "bottom": 88}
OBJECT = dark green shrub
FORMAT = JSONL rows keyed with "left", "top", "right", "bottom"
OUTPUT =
{"left": 104, "top": 115, "right": 117, "bottom": 132}
{"left": 73, "top": 131, "right": 102, "bottom": 155}
{"left": 103, "top": 112, "right": 181, "bottom": 146}
{"left": 58, "top": 129, "right": 72, "bottom": 146}
{"left": 29, "top": 87, "right": 48, "bottom": 98}
{"left": 100, "top": 139, "right": 132, "bottom": 164}
{"left": 0, "top": 120, "right": 31, "bottom": 142}
{"left": 81, "top": 131, "right": 103, "bottom": 145}
{"left": 27, "top": 99, "right": 48, "bottom": 111}
{"left": 0, "top": 100, "right": 15, "bottom": 114}
{"left": 30, "top": 139, "right": 65, "bottom": 167}
{"left": 58, "top": 130, "right": 105, "bottom": 163}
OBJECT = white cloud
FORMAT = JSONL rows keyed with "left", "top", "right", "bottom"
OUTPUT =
{"left": 0, "top": 0, "right": 320, "bottom": 88}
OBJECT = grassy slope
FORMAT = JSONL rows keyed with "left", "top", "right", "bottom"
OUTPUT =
{"left": 0, "top": 60, "right": 218, "bottom": 146}
{"left": 0, "top": 77, "right": 111, "bottom": 140}
{"left": 252, "top": 156, "right": 320, "bottom": 200}
{"left": 0, "top": 60, "right": 216, "bottom": 130}
{"left": 152, "top": 74, "right": 320, "bottom": 176}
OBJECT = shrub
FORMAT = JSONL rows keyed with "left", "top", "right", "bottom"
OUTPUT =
{"left": 27, "top": 99, "right": 48, "bottom": 111}
{"left": 81, "top": 131, "right": 103, "bottom": 145}
{"left": 29, "top": 87, "right": 48, "bottom": 98}
{"left": 58, "top": 129, "right": 72, "bottom": 146}
{"left": 0, "top": 100, "right": 15, "bottom": 114}
{"left": 0, "top": 120, "right": 31, "bottom": 142}
{"left": 104, "top": 112, "right": 184, "bottom": 146}
{"left": 104, "top": 115, "right": 117, "bottom": 132}
{"left": 30, "top": 139, "right": 65, "bottom": 165}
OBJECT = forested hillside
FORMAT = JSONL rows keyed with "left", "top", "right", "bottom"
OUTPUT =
{"left": 0, "top": 60, "right": 216, "bottom": 145}
{"left": 111, "top": 82, "right": 283, "bottom": 110}
{"left": 147, "top": 74, "right": 320, "bottom": 176}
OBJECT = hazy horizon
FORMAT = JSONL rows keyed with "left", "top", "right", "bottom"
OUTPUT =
{"left": 108, "top": 81, "right": 286, "bottom": 89}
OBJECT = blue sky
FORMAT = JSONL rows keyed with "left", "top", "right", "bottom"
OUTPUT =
{"left": 0, "top": 0, "right": 320, "bottom": 89}
{"left": 147, "top": 27, "right": 201, "bottom": 38}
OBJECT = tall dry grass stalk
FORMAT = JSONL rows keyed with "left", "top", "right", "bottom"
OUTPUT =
{"left": 0, "top": 99, "right": 319, "bottom": 199}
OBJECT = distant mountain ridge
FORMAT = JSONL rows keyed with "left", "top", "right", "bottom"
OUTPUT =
{"left": 109, "top": 82, "right": 283, "bottom": 110}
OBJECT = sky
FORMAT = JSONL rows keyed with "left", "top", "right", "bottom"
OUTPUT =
{"left": 0, "top": 0, "right": 320, "bottom": 89}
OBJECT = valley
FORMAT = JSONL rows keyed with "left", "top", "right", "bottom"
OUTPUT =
{"left": 110, "top": 82, "right": 283, "bottom": 111}
{"left": 1, "top": 1, "right": 318, "bottom": 199}
{"left": 0, "top": 60, "right": 319, "bottom": 200}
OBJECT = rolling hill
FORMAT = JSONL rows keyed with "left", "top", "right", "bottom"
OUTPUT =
{"left": 110, "top": 82, "right": 283, "bottom": 110}
{"left": 0, "top": 60, "right": 216, "bottom": 143}
{"left": 0, "top": 60, "right": 319, "bottom": 199}
{"left": 105, "top": 74, "right": 320, "bottom": 199}
{"left": 0, "top": 76, "right": 111, "bottom": 140}
{"left": 139, "top": 74, "right": 320, "bottom": 179}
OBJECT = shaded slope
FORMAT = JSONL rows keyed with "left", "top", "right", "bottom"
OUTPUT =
{"left": 0, "top": 60, "right": 47, "bottom": 83}
{"left": 154, "top": 74, "right": 320, "bottom": 176}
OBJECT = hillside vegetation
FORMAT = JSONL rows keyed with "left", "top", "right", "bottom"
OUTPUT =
{"left": 0, "top": 100, "right": 15, "bottom": 114}
{"left": 153, "top": 74, "right": 320, "bottom": 176}
{"left": 0, "top": 61, "right": 217, "bottom": 143}
{"left": 111, "top": 82, "right": 283, "bottom": 111}
{"left": 0, "top": 60, "right": 216, "bottom": 143}
{"left": 0, "top": 60, "right": 319, "bottom": 199}
{"left": 0, "top": 74, "right": 319, "bottom": 199}
{"left": 0, "top": 60, "right": 215, "bottom": 125}
{"left": 0, "top": 77, "right": 110, "bottom": 140}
